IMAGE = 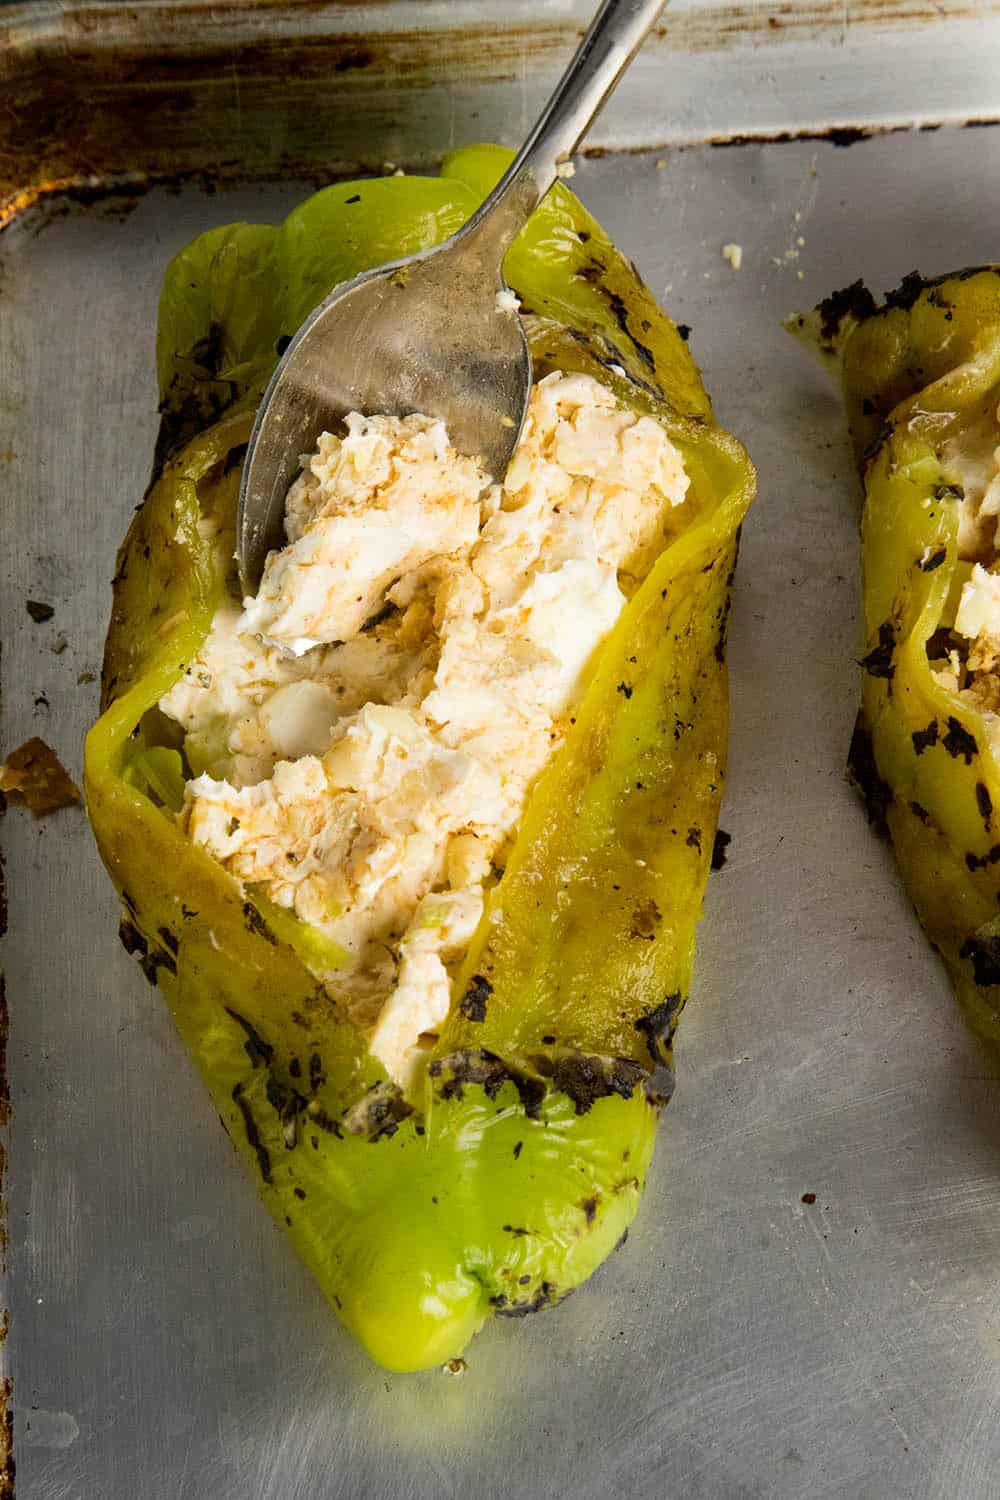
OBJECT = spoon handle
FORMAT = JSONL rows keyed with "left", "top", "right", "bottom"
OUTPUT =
{"left": 460, "top": 0, "right": 667, "bottom": 258}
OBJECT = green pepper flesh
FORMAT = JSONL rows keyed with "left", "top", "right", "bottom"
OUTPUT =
{"left": 87, "top": 147, "right": 755, "bottom": 1371}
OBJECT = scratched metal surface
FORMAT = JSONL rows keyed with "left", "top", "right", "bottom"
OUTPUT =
{"left": 4, "top": 123, "right": 1000, "bottom": 1498}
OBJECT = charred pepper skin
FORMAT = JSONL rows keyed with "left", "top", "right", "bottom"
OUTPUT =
{"left": 798, "top": 267, "right": 1000, "bottom": 1042}
{"left": 85, "top": 146, "right": 756, "bottom": 1371}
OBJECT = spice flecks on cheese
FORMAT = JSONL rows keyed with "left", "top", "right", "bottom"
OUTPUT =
{"left": 161, "top": 372, "right": 690, "bottom": 1085}
{"left": 240, "top": 412, "right": 486, "bottom": 653}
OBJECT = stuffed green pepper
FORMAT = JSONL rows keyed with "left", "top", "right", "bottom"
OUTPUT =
{"left": 86, "top": 145, "right": 755, "bottom": 1372}
{"left": 795, "top": 268, "right": 1000, "bottom": 1042}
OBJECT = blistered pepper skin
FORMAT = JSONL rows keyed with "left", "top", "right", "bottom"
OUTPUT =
{"left": 802, "top": 269, "right": 1000, "bottom": 1041}
{"left": 85, "top": 147, "right": 755, "bottom": 1371}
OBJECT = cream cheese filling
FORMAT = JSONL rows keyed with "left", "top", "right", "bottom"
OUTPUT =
{"left": 931, "top": 394, "right": 1000, "bottom": 734}
{"left": 160, "top": 371, "right": 690, "bottom": 1085}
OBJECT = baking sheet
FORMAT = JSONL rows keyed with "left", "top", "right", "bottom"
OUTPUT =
{"left": 3, "top": 114, "right": 1000, "bottom": 1500}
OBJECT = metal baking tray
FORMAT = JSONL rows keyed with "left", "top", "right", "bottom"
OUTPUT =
{"left": 3, "top": 3, "right": 1000, "bottom": 1496}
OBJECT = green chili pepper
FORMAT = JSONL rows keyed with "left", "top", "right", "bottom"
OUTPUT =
{"left": 86, "top": 145, "right": 755, "bottom": 1371}
{"left": 792, "top": 268, "right": 1000, "bottom": 1043}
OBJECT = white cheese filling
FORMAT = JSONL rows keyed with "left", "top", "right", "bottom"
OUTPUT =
{"left": 160, "top": 371, "right": 690, "bottom": 1085}
{"left": 931, "top": 395, "right": 1000, "bottom": 731}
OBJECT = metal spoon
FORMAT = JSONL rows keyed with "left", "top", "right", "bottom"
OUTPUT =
{"left": 237, "top": 0, "right": 666, "bottom": 595}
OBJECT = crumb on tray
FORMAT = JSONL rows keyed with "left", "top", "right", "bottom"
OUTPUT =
{"left": 0, "top": 737, "right": 81, "bottom": 816}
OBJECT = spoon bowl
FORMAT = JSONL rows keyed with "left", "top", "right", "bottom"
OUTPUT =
{"left": 237, "top": 0, "right": 666, "bottom": 596}
{"left": 237, "top": 187, "right": 534, "bottom": 594}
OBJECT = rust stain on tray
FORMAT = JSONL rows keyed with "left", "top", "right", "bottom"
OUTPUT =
{"left": 3, "top": 0, "right": 999, "bottom": 229}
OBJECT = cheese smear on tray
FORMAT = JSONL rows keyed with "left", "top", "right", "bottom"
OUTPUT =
{"left": 160, "top": 372, "right": 689, "bottom": 1085}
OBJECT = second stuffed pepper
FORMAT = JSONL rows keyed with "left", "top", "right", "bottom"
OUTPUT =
{"left": 795, "top": 268, "right": 1000, "bottom": 1042}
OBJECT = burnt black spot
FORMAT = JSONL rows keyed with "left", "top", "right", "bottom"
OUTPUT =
{"left": 513, "top": 1140, "right": 523, "bottom": 1160}
{"left": 943, "top": 717, "right": 978, "bottom": 764}
{"left": 140, "top": 946, "right": 175, "bottom": 984}
{"left": 862, "top": 397, "right": 876, "bottom": 416}
{"left": 816, "top": 280, "right": 878, "bottom": 345}
{"left": 275, "top": 334, "right": 293, "bottom": 356}
{"left": 919, "top": 547, "right": 947, "bottom": 573}
{"left": 582, "top": 1196, "right": 598, "bottom": 1226}
{"left": 714, "top": 564, "right": 737, "bottom": 663}
{"left": 965, "top": 845, "right": 1000, "bottom": 872}
{"left": 460, "top": 974, "right": 493, "bottom": 1023}
{"left": 847, "top": 716, "right": 892, "bottom": 834}
{"left": 151, "top": 322, "right": 234, "bottom": 478}
{"left": 243, "top": 901, "right": 277, "bottom": 944}
{"left": 307, "top": 1104, "right": 344, "bottom": 1139}
{"left": 344, "top": 193, "right": 362, "bottom": 205}
{"left": 676, "top": 323, "right": 692, "bottom": 342}
{"left": 934, "top": 483, "right": 965, "bottom": 502}
{"left": 603, "top": 287, "right": 657, "bottom": 373}
{"left": 634, "top": 993, "right": 682, "bottom": 1065}
{"left": 157, "top": 926, "right": 179, "bottom": 956}
{"left": 308, "top": 1052, "right": 325, "bottom": 1092}
{"left": 532, "top": 1052, "right": 646, "bottom": 1115}
{"left": 264, "top": 1073, "right": 308, "bottom": 1146}
{"left": 26, "top": 600, "right": 54, "bottom": 623}
{"left": 289, "top": 1057, "right": 302, "bottom": 1079}
{"left": 118, "top": 918, "right": 147, "bottom": 958}
{"left": 430, "top": 1050, "right": 546, "bottom": 1118}
{"left": 349, "top": 1085, "right": 414, "bottom": 1143}
{"left": 711, "top": 829, "right": 732, "bottom": 870}
{"left": 859, "top": 621, "right": 896, "bottom": 679}
{"left": 686, "top": 826, "right": 702, "bottom": 852}
{"left": 617, "top": 680, "right": 633, "bottom": 699}
{"left": 912, "top": 721, "right": 939, "bottom": 755}
{"left": 977, "top": 782, "right": 994, "bottom": 829}
{"left": 861, "top": 419, "right": 894, "bottom": 471}
{"left": 119, "top": 918, "right": 176, "bottom": 984}
{"left": 615, "top": 1227, "right": 629, "bottom": 1252}
{"left": 181, "top": 904, "right": 197, "bottom": 920}
{"left": 225, "top": 1008, "right": 274, "bottom": 1069}
{"left": 492, "top": 1281, "right": 560, "bottom": 1318}
{"left": 909, "top": 801, "right": 931, "bottom": 825}
{"left": 883, "top": 270, "right": 934, "bottom": 313}
{"left": 232, "top": 1083, "right": 272, "bottom": 1184}
{"left": 961, "top": 934, "right": 1000, "bottom": 985}
{"left": 293, "top": 1187, "right": 306, "bottom": 1200}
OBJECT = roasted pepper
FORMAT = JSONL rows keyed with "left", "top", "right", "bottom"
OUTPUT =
{"left": 85, "top": 145, "right": 755, "bottom": 1371}
{"left": 794, "top": 269, "right": 1000, "bottom": 1043}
